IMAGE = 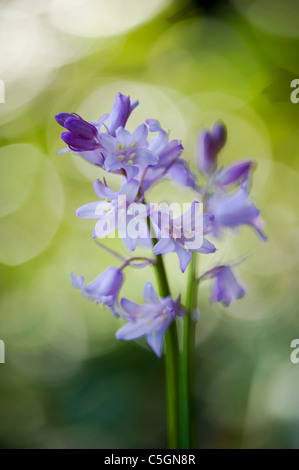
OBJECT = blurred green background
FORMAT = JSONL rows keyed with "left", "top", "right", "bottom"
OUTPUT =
{"left": 1, "top": 0, "right": 299, "bottom": 448}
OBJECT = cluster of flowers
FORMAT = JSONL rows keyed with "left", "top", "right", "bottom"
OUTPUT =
{"left": 56, "top": 93, "right": 266, "bottom": 357}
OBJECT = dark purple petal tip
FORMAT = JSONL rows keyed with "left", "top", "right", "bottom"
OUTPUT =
{"left": 61, "top": 132, "right": 97, "bottom": 151}
{"left": 64, "top": 117, "right": 98, "bottom": 139}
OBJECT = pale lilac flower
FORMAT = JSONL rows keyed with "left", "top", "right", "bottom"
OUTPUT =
{"left": 71, "top": 266, "right": 124, "bottom": 316}
{"left": 116, "top": 281, "right": 183, "bottom": 357}
{"left": 76, "top": 178, "right": 147, "bottom": 251}
{"left": 151, "top": 202, "right": 216, "bottom": 273}
{"left": 102, "top": 125, "right": 159, "bottom": 180}
{"left": 206, "top": 186, "right": 267, "bottom": 240}
{"left": 196, "top": 122, "right": 226, "bottom": 176}
{"left": 202, "top": 265, "right": 245, "bottom": 306}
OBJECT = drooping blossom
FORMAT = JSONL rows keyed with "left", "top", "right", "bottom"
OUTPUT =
{"left": 116, "top": 281, "right": 184, "bottom": 357}
{"left": 202, "top": 265, "right": 245, "bottom": 306}
{"left": 206, "top": 185, "right": 267, "bottom": 240}
{"left": 71, "top": 266, "right": 124, "bottom": 316}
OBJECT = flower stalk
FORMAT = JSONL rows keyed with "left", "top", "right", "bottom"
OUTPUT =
{"left": 180, "top": 252, "right": 198, "bottom": 448}
{"left": 149, "top": 216, "right": 180, "bottom": 449}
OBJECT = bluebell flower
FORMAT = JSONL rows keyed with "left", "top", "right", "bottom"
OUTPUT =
{"left": 101, "top": 124, "right": 159, "bottom": 180}
{"left": 71, "top": 266, "right": 124, "bottom": 316}
{"left": 202, "top": 265, "right": 245, "bottom": 306}
{"left": 76, "top": 178, "right": 148, "bottom": 251}
{"left": 116, "top": 281, "right": 184, "bottom": 357}
{"left": 206, "top": 186, "right": 267, "bottom": 240}
{"left": 56, "top": 93, "right": 140, "bottom": 170}
{"left": 150, "top": 202, "right": 216, "bottom": 273}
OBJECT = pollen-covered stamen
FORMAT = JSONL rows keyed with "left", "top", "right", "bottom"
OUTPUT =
{"left": 117, "top": 143, "right": 126, "bottom": 151}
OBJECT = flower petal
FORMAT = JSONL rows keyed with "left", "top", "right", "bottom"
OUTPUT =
{"left": 175, "top": 244, "right": 192, "bottom": 273}
{"left": 61, "top": 132, "right": 97, "bottom": 151}
{"left": 132, "top": 123, "right": 148, "bottom": 147}
{"left": 64, "top": 117, "right": 98, "bottom": 138}
{"left": 216, "top": 160, "right": 253, "bottom": 187}
{"left": 147, "top": 316, "right": 173, "bottom": 357}
{"left": 115, "top": 127, "right": 132, "bottom": 147}
{"left": 134, "top": 148, "right": 159, "bottom": 166}
{"left": 76, "top": 201, "right": 102, "bottom": 218}
{"left": 197, "top": 237, "right": 216, "bottom": 254}
{"left": 143, "top": 281, "right": 160, "bottom": 305}
{"left": 71, "top": 273, "right": 85, "bottom": 289}
{"left": 93, "top": 179, "right": 116, "bottom": 200}
{"left": 118, "top": 179, "right": 139, "bottom": 202}
{"left": 153, "top": 237, "right": 175, "bottom": 255}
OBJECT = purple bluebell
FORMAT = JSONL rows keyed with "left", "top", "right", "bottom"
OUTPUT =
{"left": 202, "top": 265, "right": 245, "bottom": 306}
{"left": 196, "top": 122, "right": 226, "bottom": 177}
{"left": 116, "top": 281, "right": 183, "bottom": 357}
{"left": 56, "top": 113, "right": 99, "bottom": 151}
{"left": 206, "top": 186, "right": 267, "bottom": 240}
{"left": 71, "top": 266, "right": 124, "bottom": 316}
{"left": 107, "top": 92, "right": 139, "bottom": 136}
{"left": 150, "top": 202, "right": 216, "bottom": 273}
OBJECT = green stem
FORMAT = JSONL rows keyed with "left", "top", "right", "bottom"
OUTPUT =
{"left": 152, "top": 254, "right": 179, "bottom": 449}
{"left": 147, "top": 214, "right": 179, "bottom": 449}
{"left": 179, "top": 252, "right": 198, "bottom": 448}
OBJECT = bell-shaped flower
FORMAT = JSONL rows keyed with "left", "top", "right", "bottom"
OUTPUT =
{"left": 116, "top": 281, "right": 184, "bottom": 357}
{"left": 102, "top": 125, "right": 159, "bottom": 180}
{"left": 76, "top": 178, "right": 148, "bottom": 251}
{"left": 206, "top": 186, "right": 267, "bottom": 240}
{"left": 202, "top": 265, "right": 245, "bottom": 306}
{"left": 71, "top": 266, "right": 124, "bottom": 316}
{"left": 150, "top": 202, "right": 216, "bottom": 273}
